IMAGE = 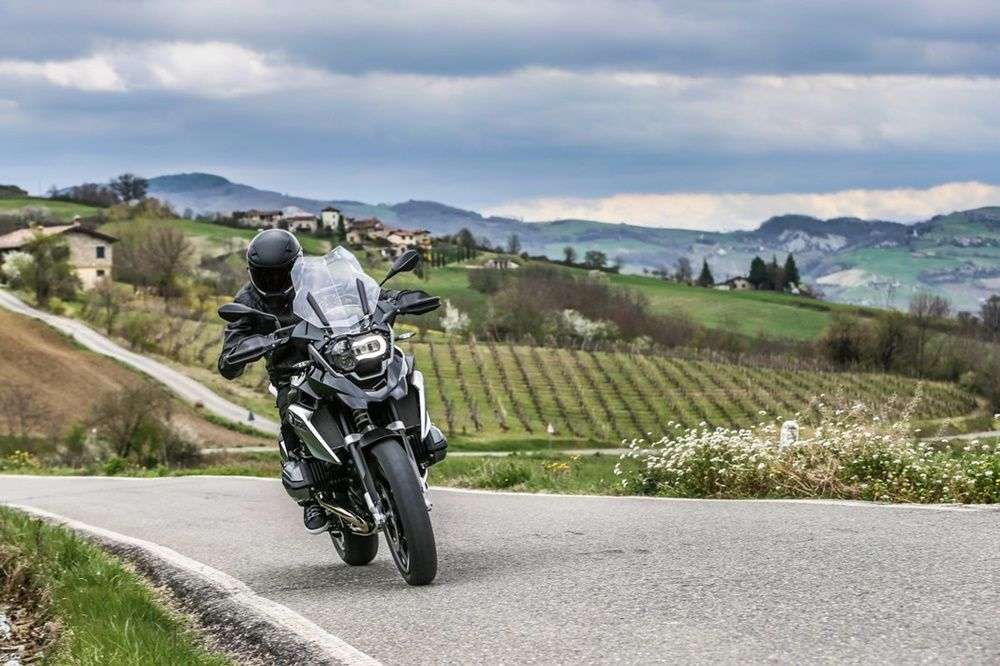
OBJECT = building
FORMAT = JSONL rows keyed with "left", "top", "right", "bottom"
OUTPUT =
{"left": 714, "top": 276, "right": 753, "bottom": 291}
{"left": 0, "top": 223, "right": 117, "bottom": 289}
{"left": 232, "top": 210, "right": 283, "bottom": 228}
{"left": 346, "top": 218, "right": 386, "bottom": 245}
{"left": 385, "top": 227, "right": 432, "bottom": 249}
{"left": 320, "top": 207, "right": 344, "bottom": 230}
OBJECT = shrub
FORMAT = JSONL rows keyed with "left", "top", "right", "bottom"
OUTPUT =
{"left": 475, "top": 460, "right": 533, "bottom": 489}
{"left": 118, "top": 312, "right": 157, "bottom": 351}
{"left": 467, "top": 268, "right": 507, "bottom": 294}
{"left": 0, "top": 449, "right": 41, "bottom": 470}
{"left": 614, "top": 390, "right": 1000, "bottom": 503}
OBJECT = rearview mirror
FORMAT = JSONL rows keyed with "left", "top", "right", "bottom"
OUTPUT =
{"left": 381, "top": 249, "right": 421, "bottom": 285}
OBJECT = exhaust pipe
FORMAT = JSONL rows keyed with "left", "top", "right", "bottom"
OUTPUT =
{"left": 316, "top": 497, "right": 375, "bottom": 534}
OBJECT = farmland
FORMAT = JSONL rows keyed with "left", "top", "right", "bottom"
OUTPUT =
{"left": 105, "top": 296, "right": 978, "bottom": 445}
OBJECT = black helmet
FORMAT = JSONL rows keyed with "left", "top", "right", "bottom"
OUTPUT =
{"left": 246, "top": 229, "right": 302, "bottom": 297}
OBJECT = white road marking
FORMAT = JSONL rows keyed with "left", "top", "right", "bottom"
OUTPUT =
{"left": 4, "top": 503, "right": 382, "bottom": 666}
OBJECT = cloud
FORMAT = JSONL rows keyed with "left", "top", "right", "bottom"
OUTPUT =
{"left": 0, "top": 42, "right": 330, "bottom": 98}
{"left": 0, "top": 56, "right": 125, "bottom": 92}
{"left": 483, "top": 181, "right": 1000, "bottom": 230}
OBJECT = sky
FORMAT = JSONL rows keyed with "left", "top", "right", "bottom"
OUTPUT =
{"left": 2, "top": 0, "right": 1000, "bottom": 230}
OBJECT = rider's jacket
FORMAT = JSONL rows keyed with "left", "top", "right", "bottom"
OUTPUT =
{"left": 217, "top": 282, "right": 303, "bottom": 385}
{"left": 216, "top": 282, "right": 402, "bottom": 387}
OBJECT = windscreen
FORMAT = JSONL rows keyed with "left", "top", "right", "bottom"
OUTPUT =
{"left": 291, "top": 247, "right": 382, "bottom": 334}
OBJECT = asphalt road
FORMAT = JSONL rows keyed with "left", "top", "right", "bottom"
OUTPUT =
{"left": 0, "top": 289, "right": 278, "bottom": 435}
{"left": 3, "top": 476, "right": 998, "bottom": 664}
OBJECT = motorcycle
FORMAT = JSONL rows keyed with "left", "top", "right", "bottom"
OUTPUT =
{"left": 218, "top": 247, "right": 447, "bottom": 586}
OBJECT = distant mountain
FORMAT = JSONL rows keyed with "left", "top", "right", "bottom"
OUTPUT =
{"left": 146, "top": 173, "right": 1000, "bottom": 311}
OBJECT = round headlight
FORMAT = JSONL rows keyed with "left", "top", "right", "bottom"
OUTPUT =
{"left": 327, "top": 339, "right": 357, "bottom": 372}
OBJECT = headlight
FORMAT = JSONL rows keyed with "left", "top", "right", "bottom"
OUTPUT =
{"left": 327, "top": 339, "right": 357, "bottom": 372}
{"left": 326, "top": 334, "right": 388, "bottom": 373}
{"left": 350, "top": 333, "right": 388, "bottom": 361}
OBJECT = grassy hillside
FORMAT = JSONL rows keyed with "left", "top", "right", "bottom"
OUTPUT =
{"left": 0, "top": 196, "right": 100, "bottom": 220}
{"left": 118, "top": 296, "right": 977, "bottom": 446}
{"left": 99, "top": 217, "right": 331, "bottom": 258}
{"left": 393, "top": 260, "right": 871, "bottom": 341}
{"left": 0, "top": 308, "right": 265, "bottom": 450}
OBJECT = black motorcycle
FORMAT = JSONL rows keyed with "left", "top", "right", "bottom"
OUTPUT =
{"left": 218, "top": 247, "right": 446, "bottom": 585}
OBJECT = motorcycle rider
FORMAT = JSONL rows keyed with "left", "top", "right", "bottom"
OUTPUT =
{"left": 217, "top": 228, "right": 400, "bottom": 534}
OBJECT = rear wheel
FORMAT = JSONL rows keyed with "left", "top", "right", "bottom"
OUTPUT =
{"left": 369, "top": 440, "right": 437, "bottom": 586}
{"left": 330, "top": 523, "right": 379, "bottom": 566}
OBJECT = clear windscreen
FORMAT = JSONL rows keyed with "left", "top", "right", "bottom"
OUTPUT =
{"left": 291, "top": 247, "right": 382, "bottom": 334}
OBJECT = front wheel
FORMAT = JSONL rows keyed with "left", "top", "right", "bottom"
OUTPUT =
{"left": 369, "top": 440, "right": 437, "bottom": 586}
{"left": 330, "top": 524, "right": 379, "bottom": 566}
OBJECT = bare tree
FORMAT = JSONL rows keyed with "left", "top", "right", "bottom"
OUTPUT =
{"left": 909, "top": 292, "right": 952, "bottom": 376}
{"left": 84, "top": 278, "right": 129, "bottom": 334}
{"left": 674, "top": 257, "right": 693, "bottom": 284}
{"left": 114, "top": 223, "right": 193, "bottom": 297}
{"left": 982, "top": 295, "right": 1000, "bottom": 339}
{"left": 0, "top": 384, "right": 47, "bottom": 440}
{"left": 90, "top": 384, "right": 172, "bottom": 459}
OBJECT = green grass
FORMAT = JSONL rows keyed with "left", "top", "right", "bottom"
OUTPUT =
{"left": 609, "top": 272, "right": 872, "bottom": 340}
{"left": 99, "top": 217, "right": 330, "bottom": 256}
{"left": 0, "top": 506, "right": 231, "bottom": 665}
{"left": 0, "top": 196, "right": 101, "bottom": 220}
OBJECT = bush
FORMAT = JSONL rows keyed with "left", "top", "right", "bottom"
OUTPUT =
{"left": 467, "top": 268, "right": 507, "bottom": 294}
{"left": 118, "top": 312, "right": 157, "bottom": 351}
{"left": 615, "top": 390, "right": 1000, "bottom": 503}
{"left": 474, "top": 460, "right": 534, "bottom": 489}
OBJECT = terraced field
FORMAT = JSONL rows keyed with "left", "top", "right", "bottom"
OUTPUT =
{"left": 75, "top": 299, "right": 980, "bottom": 445}
{"left": 399, "top": 339, "right": 978, "bottom": 442}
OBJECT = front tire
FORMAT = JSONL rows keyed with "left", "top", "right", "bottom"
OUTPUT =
{"left": 369, "top": 440, "right": 437, "bottom": 586}
{"left": 330, "top": 525, "right": 379, "bottom": 566}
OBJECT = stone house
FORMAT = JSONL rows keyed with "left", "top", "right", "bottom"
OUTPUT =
{"left": 346, "top": 218, "right": 386, "bottom": 245}
{"left": 232, "top": 209, "right": 283, "bottom": 228}
{"left": 714, "top": 276, "right": 753, "bottom": 291}
{"left": 320, "top": 207, "right": 344, "bottom": 230}
{"left": 0, "top": 223, "right": 117, "bottom": 289}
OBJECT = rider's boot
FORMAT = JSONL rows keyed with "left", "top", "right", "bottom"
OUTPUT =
{"left": 301, "top": 501, "right": 330, "bottom": 534}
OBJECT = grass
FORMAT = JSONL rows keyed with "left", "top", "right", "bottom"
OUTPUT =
{"left": 0, "top": 506, "right": 231, "bottom": 665}
{"left": 98, "top": 217, "right": 330, "bottom": 256}
{"left": 0, "top": 196, "right": 101, "bottom": 221}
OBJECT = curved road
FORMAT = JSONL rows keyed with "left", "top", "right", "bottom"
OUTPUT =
{"left": 2, "top": 475, "right": 997, "bottom": 664}
{"left": 0, "top": 289, "right": 278, "bottom": 436}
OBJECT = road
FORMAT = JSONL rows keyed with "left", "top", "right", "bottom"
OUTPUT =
{"left": 3, "top": 476, "right": 997, "bottom": 664}
{"left": 0, "top": 289, "right": 278, "bottom": 436}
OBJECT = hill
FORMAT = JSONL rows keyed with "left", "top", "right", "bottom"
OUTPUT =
{"left": 144, "top": 172, "right": 1000, "bottom": 311}
{"left": 0, "top": 196, "right": 100, "bottom": 221}
{"left": 0, "top": 308, "right": 265, "bottom": 450}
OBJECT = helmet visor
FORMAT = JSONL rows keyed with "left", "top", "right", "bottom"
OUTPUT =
{"left": 249, "top": 265, "right": 293, "bottom": 295}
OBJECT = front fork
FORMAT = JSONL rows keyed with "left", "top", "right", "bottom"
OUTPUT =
{"left": 346, "top": 411, "right": 432, "bottom": 528}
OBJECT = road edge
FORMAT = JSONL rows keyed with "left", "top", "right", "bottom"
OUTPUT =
{"left": 4, "top": 503, "right": 381, "bottom": 666}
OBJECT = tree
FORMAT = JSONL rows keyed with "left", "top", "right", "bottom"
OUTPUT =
{"left": 109, "top": 173, "right": 148, "bottom": 203}
{"left": 22, "top": 233, "right": 79, "bottom": 305}
{"left": 674, "top": 257, "right": 693, "bottom": 284}
{"left": 869, "top": 311, "right": 910, "bottom": 371}
{"left": 336, "top": 215, "right": 347, "bottom": 242}
{"left": 583, "top": 250, "right": 607, "bottom": 270}
{"left": 0, "top": 384, "right": 47, "bottom": 441}
{"left": 182, "top": 207, "right": 194, "bottom": 220}
{"left": 455, "top": 228, "right": 476, "bottom": 249}
{"left": 819, "top": 314, "right": 865, "bottom": 368}
{"left": 114, "top": 222, "right": 193, "bottom": 297}
{"left": 982, "top": 295, "right": 1000, "bottom": 338}
{"left": 85, "top": 278, "right": 130, "bottom": 334}
{"left": 909, "top": 292, "right": 951, "bottom": 377}
{"left": 90, "top": 384, "right": 173, "bottom": 460}
{"left": 506, "top": 233, "right": 522, "bottom": 255}
{"left": 783, "top": 253, "right": 800, "bottom": 286}
{"left": 563, "top": 246, "right": 577, "bottom": 265}
{"left": 748, "top": 256, "right": 768, "bottom": 289}
{"left": 766, "top": 255, "right": 785, "bottom": 291}
{"left": 65, "top": 182, "right": 120, "bottom": 207}
{"left": 696, "top": 259, "right": 714, "bottom": 287}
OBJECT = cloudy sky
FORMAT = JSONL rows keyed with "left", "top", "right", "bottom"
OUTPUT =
{"left": 2, "top": 0, "right": 1000, "bottom": 229}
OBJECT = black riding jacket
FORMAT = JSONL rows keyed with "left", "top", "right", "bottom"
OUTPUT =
{"left": 217, "top": 282, "right": 401, "bottom": 387}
